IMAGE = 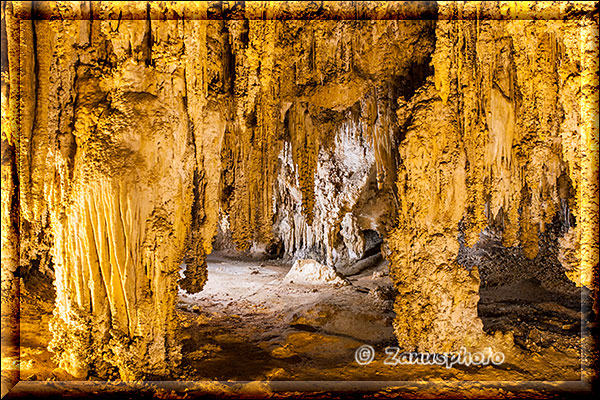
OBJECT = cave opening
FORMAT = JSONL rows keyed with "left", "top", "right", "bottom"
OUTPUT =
{"left": 458, "top": 206, "right": 588, "bottom": 368}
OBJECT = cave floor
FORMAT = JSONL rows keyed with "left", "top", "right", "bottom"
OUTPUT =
{"left": 12, "top": 255, "right": 590, "bottom": 387}
{"left": 174, "top": 254, "right": 587, "bottom": 383}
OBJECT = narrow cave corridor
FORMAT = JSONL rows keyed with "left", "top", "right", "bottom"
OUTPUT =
{"left": 1, "top": 1, "right": 598, "bottom": 399}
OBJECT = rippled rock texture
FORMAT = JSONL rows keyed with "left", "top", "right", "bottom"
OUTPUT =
{"left": 2, "top": 1, "right": 597, "bottom": 381}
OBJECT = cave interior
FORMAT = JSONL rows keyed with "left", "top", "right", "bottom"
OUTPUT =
{"left": 1, "top": 1, "right": 598, "bottom": 396}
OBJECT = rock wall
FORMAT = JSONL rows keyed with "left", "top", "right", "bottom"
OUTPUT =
{"left": 2, "top": 1, "right": 597, "bottom": 380}
{"left": 2, "top": 2, "right": 207, "bottom": 379}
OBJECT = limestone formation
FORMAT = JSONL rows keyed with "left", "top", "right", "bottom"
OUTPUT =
{"left": 387, "top": 1, "right": 598, "bottom": 352}
{"left": 284, "top": 259, "right": 347, "bottom": 286}
{"left": 2, "top": 1, "right": 597, "bottom": 381}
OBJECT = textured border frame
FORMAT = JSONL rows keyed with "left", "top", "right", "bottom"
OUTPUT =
{"left": 1, "top": 1, "right": 598, "bottom": 398}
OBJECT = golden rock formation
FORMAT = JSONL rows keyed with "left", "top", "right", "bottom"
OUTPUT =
{"left": 1, "top": 0, "right": 597, "bottom": 382}
{"left": 388, "top": 1, "right": 598, "bottom": 352}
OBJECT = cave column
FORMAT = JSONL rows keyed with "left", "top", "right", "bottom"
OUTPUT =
{"left": 388, "top": 85, "right": 485, "bottom": 352}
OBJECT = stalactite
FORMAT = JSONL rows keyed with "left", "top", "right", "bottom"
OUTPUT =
{"left": 180, "top": 17, "right": 227, "bottom": 292}
{"left": 2, "top": 2, "right": 199, "bottom": 379}
{"left": 387, "top": 1, "right": 598, "bottom": 352}
{"left": 0, "top": 3, "right": 21, "bottom": 394}
{"left": 288, "top": 101, "right": 319, "bottom": 225}
{"left": 1, "top": 2, "right": 21, "bottom": 297}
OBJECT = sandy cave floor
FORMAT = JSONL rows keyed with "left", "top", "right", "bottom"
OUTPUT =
{"left": 8, "top": 254, "right": 593, "bottom": 387}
